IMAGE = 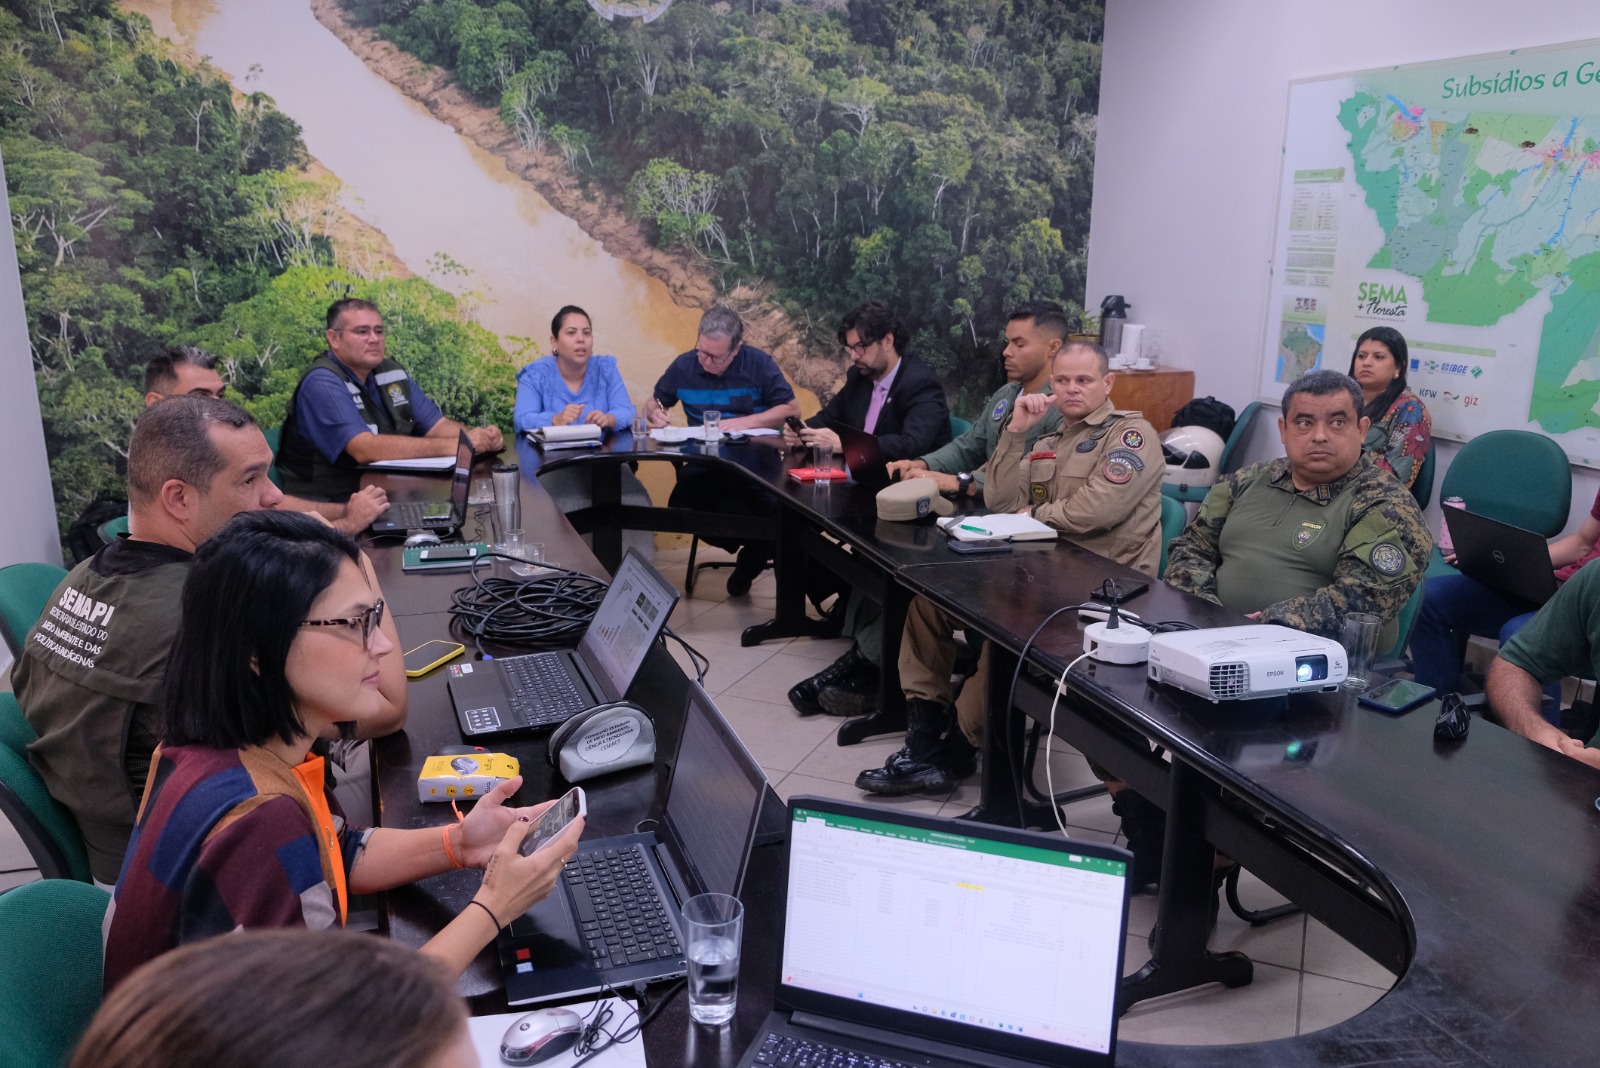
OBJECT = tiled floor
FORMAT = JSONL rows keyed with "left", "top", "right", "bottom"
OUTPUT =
{"left": 653, "top": 545, "right": 1396, "bottom": 1046}
{"left": 0, "top": 546, "right": 1397, "bottom": 1044}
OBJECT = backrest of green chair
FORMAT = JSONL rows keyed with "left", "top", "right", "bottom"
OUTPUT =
{"left": 1159, "top": 494, "right": 1187, "bottom": 579}
{"left": 949, "top": 415, "right": 973, "bottom": 439}
{"left": 0, "top": 692, "right": 36, "bottom": 756}
{"left": 1437, "top": 430, "right": 1570, "bottom": 536}
{"left": 1388, "top": 579, "right": 1425, "bottom": 662}
{"left": 0, "top": 562, "right": 67, "bottom": 658}
{"left": 264, "top": 425, "right": 283, "bottom": 489}
{"left": 0, "top": 879, "right": 110, "bottom": 1068}
{"left": 1410, "top": 440, "right": 1437, "bottom": 511}
{"left": 97, "top": 513, "right": 130, "bottom": 545}
{"left": 1218, "top": 401, "right": 1262, "bottom": 475}
{"left": 0, "top": 742, "right": 92, "bottom": 881}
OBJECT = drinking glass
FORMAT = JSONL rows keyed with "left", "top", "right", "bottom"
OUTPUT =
{"left": 683, "top": 893, "right": 743, "bottom": 1025}
{"left": 702, "top": 410, "right": 723, "bottom": 442}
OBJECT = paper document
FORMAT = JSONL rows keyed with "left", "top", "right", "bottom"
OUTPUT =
{"left": 467, "top": 998, "right": 645, "bottom": 1067}
{"left": 529, "top": 424, "right": 605, "bottom": 449}
{"left": 938, "top": 514, "right": 1058, "bottom": 542}
{"left": 363, "top": 455, "right": 455, "bottom": 471}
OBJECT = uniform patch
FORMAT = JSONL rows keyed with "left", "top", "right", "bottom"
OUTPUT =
{"left": 1292, "top": 521, "right": 1325, "bottom": 550}
{"left": 916, "top": 498, "right": 930, "bottom": 518}
{"left": 1120, "top": 428, "right": 1146, "bottom": 450}
{"left": 1103, "top": 458, "right": 1135, "bottom": 484}
{"left": 1031, "top": 483, "right": 1049, "bottom": 503}
{"left": 1105, "top": 448, "right": 1145, "bottom": 472}
{"left": 1370, "top": 542, "right": 1406, "bottom": 576}
{"left": 1074, "top": 439, "right": 1099, "bottom": 453}
{"left": 386, "top": 383, "right": 407, "bottom": 407}
{"left": 991, "top": 397, "right": 1010, "bottom": 422}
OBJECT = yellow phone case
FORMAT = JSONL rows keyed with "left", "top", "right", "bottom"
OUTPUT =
{"left": 404, "top": 640, "right": 466, "bottom": 678}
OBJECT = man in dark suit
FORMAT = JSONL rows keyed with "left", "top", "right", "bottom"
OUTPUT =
{"left": 783, "top": 302, "right": 953, "bottom": 715}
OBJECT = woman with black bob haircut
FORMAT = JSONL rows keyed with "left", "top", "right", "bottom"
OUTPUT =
{"left": 1346, "top": 325, "right": 1431, "bottom": 490}
{"left": 103, "top": 510, "right": 583, "bottom": 991}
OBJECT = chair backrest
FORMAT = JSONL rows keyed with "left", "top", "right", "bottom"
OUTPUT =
{"left": 0, "top": 562, "right": 67, "bottom": 658}
{"left": 1158, "top": 493, "right": 1187, "bottom": 579}
{"left": 1218, "top": 401, "right": 1262, "bottom": 475}
{"left": 0, "top": 692, "right": 36, "bottom": 756}
{"left": 1437, "top": 430, "right": 1570, "bottom": 536}
{"left": 0, "top": 879, "right": 110, "bottom": 1068}
{"left": 264, "top": 424, "right": 284, "bottom": 489}
{"left": 1388, "top": 579, "right": 1425, "bottom": 662}
{"left": 949, "top": 415, "right": 973, "bottom": 439}
{"left": 0, "top": 740, "right": 92, "bottom": 882}
{"left": 97, "top": 513, "right": 130, "bottom": 545}
{"left": 1410, "top": 440, "right": 1437, "bottom": 511}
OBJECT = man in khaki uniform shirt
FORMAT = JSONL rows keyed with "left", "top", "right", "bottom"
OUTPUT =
{"left": 857, "top": 341, "right": 1164, "bottom": 796}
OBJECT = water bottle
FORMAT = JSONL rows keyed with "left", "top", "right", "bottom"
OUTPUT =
{"left": 1439, "top": 496, "right": 1464, "bottom": 557}
{"left": 1099, "top": 295, "right": 1131, "bottom": 357}
{"left": 491, "top": 463, "right": 521, "bottom": 548}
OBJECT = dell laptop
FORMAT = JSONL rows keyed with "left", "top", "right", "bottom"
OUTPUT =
{"left": 1445, "top": 507, "right": 1558, "bottom": 607}
{"left": 499, "top": 682, "right": 769, "bottom": 1004}
{"left": 369, "top": 430, "right": 473, "bottom": 535}
{"left": 831, "top": 422, "right": 893, "bottom": 491}
{"left": 447, "top": 549, "right": 680, "bottom": 736}
{"left": 737, "top": 797, "right": 1132, "bottom": 1068}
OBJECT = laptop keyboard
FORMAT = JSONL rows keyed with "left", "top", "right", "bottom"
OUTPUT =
{"left": 385, "top": 500, "right": 448, "bottom": 528}
{"left": 566, "top": 845, "right": 682, "bottom": 968}
{"left": 502, "top": 654, "right": 586, "bottom": 726}
{"left": 751, "top": 1033, "right": 919, "bottom": 1068}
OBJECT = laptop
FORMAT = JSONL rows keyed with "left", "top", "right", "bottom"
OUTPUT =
{"left": 1445, "top": 508, "right": 1558, "bottom": 607}
{"left": 447, "top": 549, "right": 680, "bottom": 737}
{"left": 369, "top": 430, "right": 473, "bottom": 534}
{"left": 831, "top": 422, "right": 893, "bottom": 491}
{"left": 499, "top": 682, "right": 769, "bottom": 1004}
{"left": 738, "top": 797, "right": 1132, "bottom": 1068}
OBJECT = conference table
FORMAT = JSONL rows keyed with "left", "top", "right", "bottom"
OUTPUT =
{"left": 362, "top": 435, "right": 1600, "bottom": 1067}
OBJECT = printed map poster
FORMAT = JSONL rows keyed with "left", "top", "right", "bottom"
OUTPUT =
{"left": 1261, "top": 39, "right": 1600, "bottom": 466}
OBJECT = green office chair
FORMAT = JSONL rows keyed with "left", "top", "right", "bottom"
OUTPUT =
{"left": 1426, "top": 430, "right": 1571, "bottom": 579}
{"left": 0, "top": 562, "right": 67, "bottom": 658}
{"left": 1409, "top": 440, "right": 1436, "bottom": 511}
{"left": 1158, "top": 494, "right": 1187, "bottom": 579}
{"left": 96, "top": 514, "right": 130, "bottom": 545}
{"left": 0, "top": 738, "right": 92, "bottom": 882}
{"left": 949, "top": 415, "right": 973, "bottom": 438}
{"left": 264, "top": 425, "right": 284, "bottom": 490}
{"left": 1162, "top": 401, "right": 1261, "bottom": 505}
{"left": 0, "top": 692, "right": 35, "bottom": 757}
{"left": 0, "top": 879, "right": 110, "bottom": 1068}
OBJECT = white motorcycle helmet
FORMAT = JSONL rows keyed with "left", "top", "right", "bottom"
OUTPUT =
{"left": 1160, "top": 426, "right": 1226, "bottom": 488}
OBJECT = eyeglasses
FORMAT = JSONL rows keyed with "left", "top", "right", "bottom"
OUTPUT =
{"left": 842, "top": 340, "right": 871, "bottom": 355}
{"left": 336, "top": 326, "right": 386, "bottom": 338}
{"left": 300, "top": 599, "right": 386, "bottom": 646}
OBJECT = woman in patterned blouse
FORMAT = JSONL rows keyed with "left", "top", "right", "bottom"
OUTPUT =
{"left": 1348, "top": 326, "right": 1431, "bottom": 491}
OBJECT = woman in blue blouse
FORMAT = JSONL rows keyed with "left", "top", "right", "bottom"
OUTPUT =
{"left": 513, "top": 306, "right": 636, "bottom": 432}
{"left": 515, "top": 305, "right": 654, "bottom": 561}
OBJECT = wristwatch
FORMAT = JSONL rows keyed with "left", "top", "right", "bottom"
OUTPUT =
{"left": 956, "top": 472, "right": 974, "bottom": 497}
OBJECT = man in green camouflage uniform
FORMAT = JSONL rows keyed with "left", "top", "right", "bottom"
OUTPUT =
{"left": 1119, "top": 369, "right": 1430, "bottom": 888}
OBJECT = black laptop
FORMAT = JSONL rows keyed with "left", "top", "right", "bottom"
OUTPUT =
{"left": 499, "top": 682, "right": 768, "bottom": 1004}
{"left": 447, "top": 550, "right": 680, "bottom": 737}
{"left": 1445, "top": 508, "right": 1558, "bottom": 607}
{"left": 369, "top": 430, "right": 473, "bottom": 534}
{"left": 831, "top": 422, "right": 893, "bottom": 491}
{"left": 738, "top": 797, "right": 1132, "bottom": 1068}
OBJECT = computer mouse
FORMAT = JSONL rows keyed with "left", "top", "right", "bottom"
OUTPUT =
{"left": 404, "top": 531, "right": 442, "bottom": 547}
{"left": 433, "top": 745, "right": 486, "bottom": 756}
{"left": 500, "top": 1007, "right": 584, "bottom": 1065}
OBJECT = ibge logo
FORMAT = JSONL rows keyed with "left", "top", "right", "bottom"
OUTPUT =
{"left": 1357, "top": 280, "right": 1408, "bottom": 319}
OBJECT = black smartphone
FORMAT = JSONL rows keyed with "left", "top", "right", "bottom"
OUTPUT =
{"left": 948, "top": 538, "right": 1013, "bottom": 555}
{"left": 1091, "top": 579, "right": 1150, "bottom": 605}
{"left": 1357, "top": 678, "right": 1438, "bottom": 714}
{"left": 403, "top": 639, "right": 465, "bottom": 678}
{"left": 785, "top": 415, "right": 805, "bottom": 434}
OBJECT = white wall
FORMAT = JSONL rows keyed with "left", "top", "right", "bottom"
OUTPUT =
{"left": 0, "top": 148, "right": 61, "bottom": 570}
{"left": 1088, "top": 0, "right": 1600, "bottom": 534}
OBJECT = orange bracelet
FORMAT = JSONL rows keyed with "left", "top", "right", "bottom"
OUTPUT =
{"left": 442, "top": 824, "right": 465, "bottom": 870}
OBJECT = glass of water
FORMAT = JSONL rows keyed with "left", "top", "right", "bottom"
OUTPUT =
{"left": 683, "top": 893, "right": 742, "bottom": 1025}
{"left": 702, "top": 409, "right": 723, "bottom": 442}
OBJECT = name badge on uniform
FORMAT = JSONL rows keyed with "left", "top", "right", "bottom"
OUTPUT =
{"left": 1074, "top": 439, "right": 1098, "bottom": 453}
{"left": 1293, "top": 521, "right": 1325, "bottom": 550}
{"left": 1028, "top": 451, "right": 1057, "bottom": 461}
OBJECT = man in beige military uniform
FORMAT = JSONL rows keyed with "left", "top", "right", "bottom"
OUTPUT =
{"left": 857, "top": 341, "right": 1164, "bottom": 796}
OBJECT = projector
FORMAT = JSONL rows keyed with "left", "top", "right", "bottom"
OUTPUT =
{"left": 1147, "top": 624, "right": 1347, "bottom": 702}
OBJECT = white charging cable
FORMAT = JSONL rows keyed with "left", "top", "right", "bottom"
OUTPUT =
{"left": 1044, "top": 650, "right": 1093, "bottom": 839}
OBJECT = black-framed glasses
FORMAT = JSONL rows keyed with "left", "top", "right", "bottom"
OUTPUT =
{"left": 336, "top": 325, "right": 386, "bottom": 338}
{"left": 842, "top": 339, "right": 871, "bottom": 355}
{"left": 299, "top": 599, "right": 386, "bottom": 646}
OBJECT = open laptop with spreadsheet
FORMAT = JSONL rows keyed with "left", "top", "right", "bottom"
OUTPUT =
{"left": 498, "top": 682, "right": 768, "bottom": 1004}
{"left": 447, "top": 550, "right": 679, "bottom": 737}
{"left": 738, "top": 797, "right": 1132, "bottom": 1068}
{"left": 369, "top": 430, "right": 473, "bottom": 535}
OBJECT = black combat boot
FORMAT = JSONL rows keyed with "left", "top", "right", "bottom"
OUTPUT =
{"left": 855, "top": 699, "right": 964, "bottom": 796}
{"left": 1111, "top": 788, "right": 1166, "bottom": 891}
{"left": 787, "top": 646, "right": 875, "bottom": 716}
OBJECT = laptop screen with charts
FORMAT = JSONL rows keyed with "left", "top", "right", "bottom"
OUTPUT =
{"left": 1445, "top": 508, "right": 1559, "bottom": 607}
{"left": 369, "top": 431, "right": 473, "bottom": 534}
{"left": 498, "top": 682, "right": 768, "bottom": 1004}
{"left": 738, "top": 797, "right": 1131, "bottom": 1068}
{"left": 447, "top": 550, "right": 679, "bottom": 737}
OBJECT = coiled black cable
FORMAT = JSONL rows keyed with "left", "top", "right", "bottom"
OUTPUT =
{"left": 449, "top": 553, "right": 608, "bottom": 655}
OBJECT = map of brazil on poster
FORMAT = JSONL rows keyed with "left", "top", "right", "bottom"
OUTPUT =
{"left": 1262, "top": 39, "right": 1600, "bottom": 466}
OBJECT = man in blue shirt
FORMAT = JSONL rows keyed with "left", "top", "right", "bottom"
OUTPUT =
{"left": 278, "top": 299, "right": 504, "bottom": 498}
{"left": 645, "top": 307, "right": 800, "bottom": 594}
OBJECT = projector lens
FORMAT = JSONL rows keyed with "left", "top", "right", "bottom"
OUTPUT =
{"left": 1295, "top": 655, "right": 1328, "bottom": 683}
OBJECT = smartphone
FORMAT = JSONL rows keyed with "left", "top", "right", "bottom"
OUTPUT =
{"left": 1357, "top": 678, "right": 1438, "bottom": 714}
{"left": 418, "top": 545, "right": 478, "bottom": 563}
{"left": 518, "top": 787, "right": 587, "bottom": 856}
{"left": 403, "top": 640, "right": 466, "bottom": 678}
{"left": 948, "top": 538, "right": 1013, "bottom": 555}
{"left": 785, "top": 415, "right": 805, "bottom": 434}
{"left": 1091, "top": 579, "right": 1150, "bottom": 605}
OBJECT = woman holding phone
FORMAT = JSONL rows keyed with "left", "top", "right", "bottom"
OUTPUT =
{"left": 102, "top": 509, "right": 584, "bottom": 990}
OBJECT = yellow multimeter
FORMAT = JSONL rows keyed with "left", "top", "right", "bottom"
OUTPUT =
{"left": 403, "top": 640, "right": 466, "bottom": 678}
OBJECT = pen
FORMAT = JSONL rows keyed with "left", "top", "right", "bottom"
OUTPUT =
{"left": 959, "top": 524, "right": 993, "bottom": 536}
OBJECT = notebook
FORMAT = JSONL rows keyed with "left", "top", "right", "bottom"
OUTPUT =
{"left": 831, "top": 422, "right": 892, "bottom": 491}
{"left": 499, "top": 682, "right": 768, "bottom": 1004}
{"left": 737, "top": 797, "right": 1132, "bottom": 1068}
{"left": 447, "top": 550, "right": 680, "bottom": 737}
{"left": 937, "top": 513, "right": 1057, "bottom": 542}
{"left": 1445, "top": 507, "right": 1558, "bottom": 607}
{"left": 369, "top": 430, "right": 473, "bottom": 534}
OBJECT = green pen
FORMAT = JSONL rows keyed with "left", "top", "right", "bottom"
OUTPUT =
{"left": 958, "top": 524, "right": 993, "bottom": 537}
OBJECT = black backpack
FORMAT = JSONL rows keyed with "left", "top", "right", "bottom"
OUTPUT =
{"left": 1170, "top": 396, "right": 1236, "bottom": 443}
{"left": 66, "top": 496, "right": 129, "bottom": 564}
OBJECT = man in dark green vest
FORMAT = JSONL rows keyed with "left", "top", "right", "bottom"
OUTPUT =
{"left": 278, "top": 299, "right": 504, "bottom": 498}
